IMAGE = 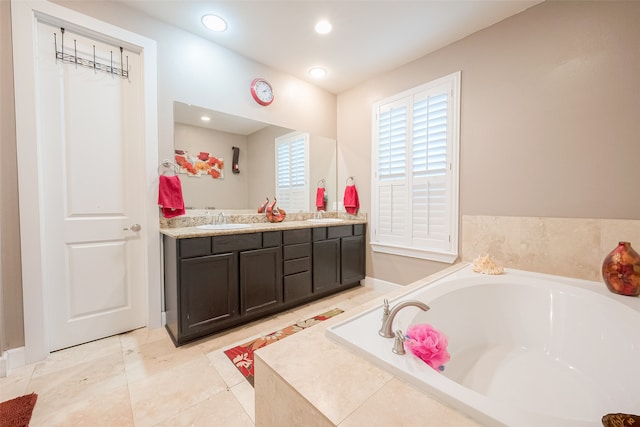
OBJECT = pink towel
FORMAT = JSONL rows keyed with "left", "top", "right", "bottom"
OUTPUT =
{"left": 316, "top": 187, "right": 326, "bottom": 210}
{"left": 343, "top": 185, "right": 359, "bottom": 215}
{"left": 158, "top": 175, "right": 185, "bottom": 218}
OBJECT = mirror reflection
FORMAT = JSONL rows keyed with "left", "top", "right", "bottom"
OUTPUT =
{"left": 173, "top": 101, "right": 337, "bottom": 212}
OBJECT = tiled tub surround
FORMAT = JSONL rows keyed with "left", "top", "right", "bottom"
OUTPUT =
{"left": 462, "top": 216, "right": 640, "bottom": 282}
{"left": 326, "top": 265, "right": 640, "bottom": 427}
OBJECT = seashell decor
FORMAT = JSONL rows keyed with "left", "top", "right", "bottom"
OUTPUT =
{"left": 472, "top": 254, "right": 505, "bottom": 275}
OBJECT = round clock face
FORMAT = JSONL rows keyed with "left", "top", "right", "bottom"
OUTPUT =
{"left": 250, "top": 78, "right": 274, "bottom": 106}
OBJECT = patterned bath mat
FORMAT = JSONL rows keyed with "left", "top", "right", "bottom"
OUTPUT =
{"left": 223, "top": 308, "right": 344, "bottom": 386}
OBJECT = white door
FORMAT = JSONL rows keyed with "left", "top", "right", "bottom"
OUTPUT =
{"left": 35, "top": 21, "right": 146, "bottom": 351}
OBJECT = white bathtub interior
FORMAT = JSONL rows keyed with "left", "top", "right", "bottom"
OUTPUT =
{"left": 326, "top": 265, "right": 640, "bottom": 427}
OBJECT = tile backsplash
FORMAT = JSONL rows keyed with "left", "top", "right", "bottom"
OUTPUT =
{"left": 462, "top": 215, "right": 640, "bottom": 281}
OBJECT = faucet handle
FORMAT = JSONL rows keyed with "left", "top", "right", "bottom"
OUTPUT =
{"left": 392, "top": 329, "right": 406, "bottom": 355}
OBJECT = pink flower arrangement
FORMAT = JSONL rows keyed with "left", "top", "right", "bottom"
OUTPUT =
{"left": 404, "top": 323, "right": 450, "bottom": 371}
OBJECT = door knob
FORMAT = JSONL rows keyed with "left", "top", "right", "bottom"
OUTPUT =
{"left": 124, "top": 224, "right": 142, "bottom": 232}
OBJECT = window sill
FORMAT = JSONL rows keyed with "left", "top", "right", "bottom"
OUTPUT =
{"left": 370, "top": 242, "right": 458, "bottom": 264}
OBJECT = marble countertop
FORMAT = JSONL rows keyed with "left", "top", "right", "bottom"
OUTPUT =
{"left": 160, "top": 217, "right": 367, "bottom": 239}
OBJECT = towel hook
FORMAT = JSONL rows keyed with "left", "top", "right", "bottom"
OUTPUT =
{"left": 346, "top": 176, "right": 356, "bottom": 185}
{"left": 317, "top": 178, "right": 326, "bottom": 188}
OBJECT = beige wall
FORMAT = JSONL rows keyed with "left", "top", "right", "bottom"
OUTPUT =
{"left": 337, "top": 0, "right": 640, "bottom": 285}
{"left": 1, "top": 0, "right": 25, "bottom": 351}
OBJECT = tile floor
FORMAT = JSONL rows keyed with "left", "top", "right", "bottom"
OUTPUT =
{"left": 1, "top": 285, "right": 386, "bottom": 426}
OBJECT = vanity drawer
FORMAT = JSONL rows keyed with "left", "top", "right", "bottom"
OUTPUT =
{"left": 283, "top": 228, "right": 311, "bottom": 245}
{"left": 213, "top": 233, "right": 262, "bottom": 254}
{"left": 283, "top": 257, "right": 310, "bottom": 276}
{"left": 283, "top": 243, "right": 311, "bottom": 260}
{"left": 327, "top": 225, "right": 353, "bottom": 239}
{"left": 283, "top": 271, "right": 312, "bottom": 302}
{"left": 263, "top": 231, "right": 282, "bottom": 248}
{"left": 354, "top": 224, "right": 365, "bottom": 236}
{"left": 179, "top": 237, "right": 212, "bottom": 258}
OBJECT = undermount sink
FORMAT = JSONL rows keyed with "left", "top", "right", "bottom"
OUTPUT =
{"left": 196, "top": 223, "right": 251, "bottom": 230}
{"left": 306, "top": 218, "right": 345, "bottom": 223}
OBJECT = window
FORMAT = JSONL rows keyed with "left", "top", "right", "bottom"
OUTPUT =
{"left": 371, "top": 72, "right": 460, "bottom": 263}
{"left": 275, "top": 131, "right": 309, "bottom": 212}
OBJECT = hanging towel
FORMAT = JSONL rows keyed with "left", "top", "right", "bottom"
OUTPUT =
{"left": 343, "top": 184, "right": 359, "bottom": 215}
{"left": 316, "top": 187, "right": 326, "bottom": 210}
{"left": 158, "top": 175, "right": 185, "bottom": 218}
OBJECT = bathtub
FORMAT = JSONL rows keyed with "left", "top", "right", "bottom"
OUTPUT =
{"left": 326, "top": 264, "right": 640, "bottom": 427}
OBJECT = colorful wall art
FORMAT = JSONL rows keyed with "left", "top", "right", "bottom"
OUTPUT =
{"left": 174, "top": 150, "right": 224, "bottom": 179}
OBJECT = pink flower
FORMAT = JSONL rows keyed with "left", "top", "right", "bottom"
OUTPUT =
{"left": 404, "top": 324, "right": 450, "bottom": 371}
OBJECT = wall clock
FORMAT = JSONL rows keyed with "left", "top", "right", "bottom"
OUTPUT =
{"left": 250, "top": 78, "right": 274, "bottom": 106}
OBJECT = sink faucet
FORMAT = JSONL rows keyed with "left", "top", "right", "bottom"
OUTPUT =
{"left": 379, "top": 300, "right": 430, "bottom": 338}
{"left": 314, "top": 210, "right": 325, "bottom": 219}
{"left": 215, "top": 212, "right": 226, "bottom": 225}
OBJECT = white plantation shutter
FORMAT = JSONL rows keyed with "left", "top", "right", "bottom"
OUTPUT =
{"left": 371, "top": 72, "right": 460, "bottom": 262}
{"left": 276, "top": 132, "right": 309, "bottom": 212}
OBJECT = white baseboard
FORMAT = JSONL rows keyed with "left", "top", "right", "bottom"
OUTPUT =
{"left": 361, "top": 276, "right": 402, "bottom": 293}
{"left": 0, "top": 346, "right": 26, "bottom": 377}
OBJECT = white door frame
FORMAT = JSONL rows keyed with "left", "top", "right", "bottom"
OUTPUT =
{"left": 11, "top": 0, "right": 160, "bottom": 364}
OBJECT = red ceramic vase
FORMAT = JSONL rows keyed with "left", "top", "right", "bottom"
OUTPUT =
{"left": 602, "top": 241, "right": 640, "bottom": 297}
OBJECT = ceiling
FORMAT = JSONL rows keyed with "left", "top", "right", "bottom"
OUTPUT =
{"left": 119, "top": 0, "right": 542, "bottom": 94}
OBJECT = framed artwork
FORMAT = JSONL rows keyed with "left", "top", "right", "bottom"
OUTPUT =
{"left": 174, "top": 150, "right": 224, "bottom": 179}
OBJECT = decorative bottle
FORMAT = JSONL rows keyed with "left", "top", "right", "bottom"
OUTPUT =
{"left": 602, "top": 241, "right": 640, "bottom": 297}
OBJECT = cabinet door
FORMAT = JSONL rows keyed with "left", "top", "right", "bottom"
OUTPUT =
{"left": 240, "top": 247, "right": 282, "bottom": 316}
{"left": 313, "top": 239, "right": 340, "bottom": 293}
{"left": 341, "top": 235, "right": 365, "bottom": 284}
{"left": 180, "top": 253, "right": 238, "bottom": 337}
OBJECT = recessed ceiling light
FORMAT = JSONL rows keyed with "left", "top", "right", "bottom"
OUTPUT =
{"left": 201, "top": 116, "right": 211, "bottom": 122}
{"left": 202, "top": 14, "right": 227, "bottom": 32}
{"left": 315, "top": 20, "right": 332, "bottom": 35}
{"left": 309, "top": 67, "right": 327, "bottom": 79}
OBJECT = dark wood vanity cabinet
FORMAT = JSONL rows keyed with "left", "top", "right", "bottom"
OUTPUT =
{"left": 312, "top": 224, "right": 366, "bottom": 294}
{"left": 163, "top": 224, "right": 365, "bottom": 346}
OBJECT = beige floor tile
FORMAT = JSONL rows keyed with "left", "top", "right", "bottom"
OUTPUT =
{"left": 154, "top": 388, "right": 254, "bottom": 427}
{"left": 31, "top": 335, "right": 122, "bottom": 378}
{"left": 29, "top": 384, "right": 135, "bottom": 427}
{"left": 123, "top": 334, "right": 205, "bottom": 384}
{"left": 0, "top": 364, "right": 35, "bottom": 402}
{"left": 28, "top": 352, "right": 127, "bottom": 417}
{"left": 119, "top": 326, "right": 171, "bottom": 353}
{"left": 128, "top": 355, "right": 228, "bottom": 427}
{"left": 230, "top": 379, "right": 256, "bottom": 423}
{"left": 206, "top": 349, "right": 246, "bottom": 388}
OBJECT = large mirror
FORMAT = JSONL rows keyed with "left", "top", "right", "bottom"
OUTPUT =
{"left": 173, "top": 101, "right": 337, "bottom": 212}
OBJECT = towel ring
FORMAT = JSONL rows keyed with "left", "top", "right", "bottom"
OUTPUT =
{"left": 158, "top": 159, "right": 179, "bottom": 175}
{"left": 346, "top": 176, "right": 356, "bottom": 185}
{"left": 317, "top": 178, "right": 326, "bottom": 188}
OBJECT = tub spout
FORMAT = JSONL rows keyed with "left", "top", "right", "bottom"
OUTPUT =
{"left": 379, "top": 300, "right": 430, "bottom": 338}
